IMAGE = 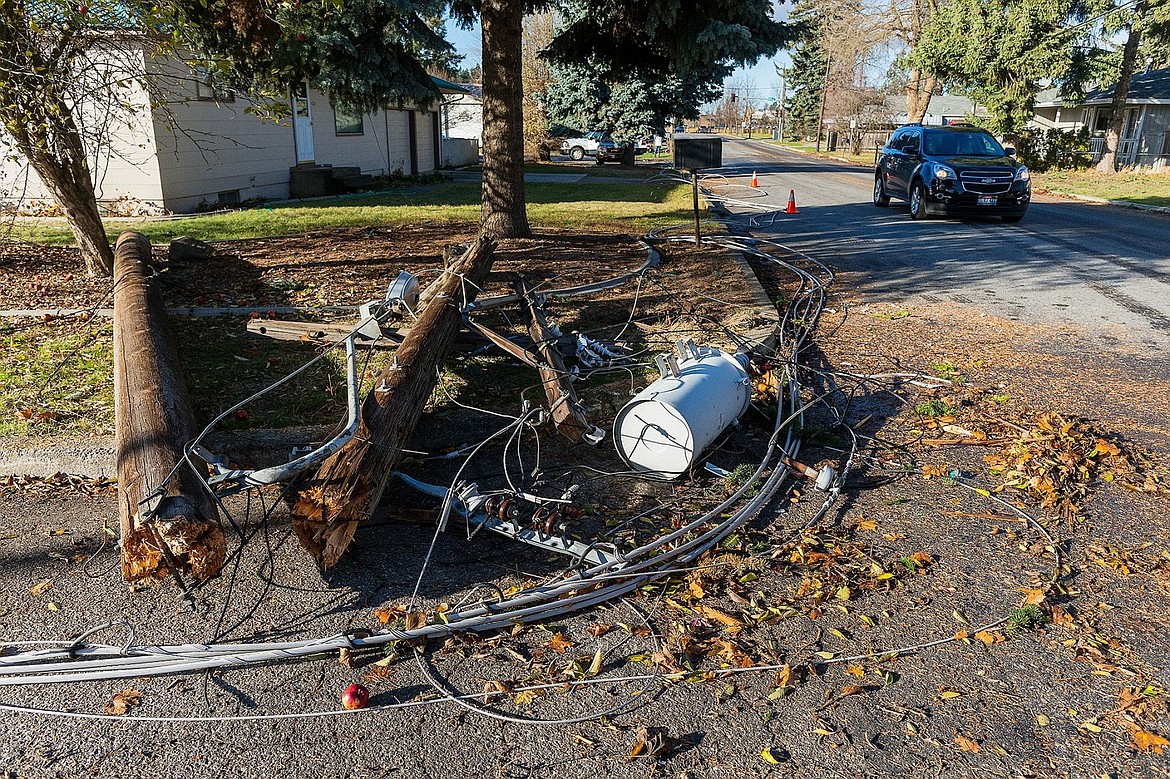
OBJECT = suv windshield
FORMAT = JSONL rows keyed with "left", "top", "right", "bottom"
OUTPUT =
{"left": 923, "top": 130, "right": 1005, "bottom": 157}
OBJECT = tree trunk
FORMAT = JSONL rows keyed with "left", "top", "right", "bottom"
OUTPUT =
{"left": 292, "top": 236, "right": 498, "bottom": 567}
{"left": 2, "top": 96, "right": 114, "bottom": 277}
{"left": 905, "top": 69, "right": 936, "bottom": 123}
{"left": 479, "top": 0, "right": 531, "bottom": 239}
{"left": 1096, "top": 4, "right": 1146, "bottom": 174}
{"left": 113, "top": 232, "right": 225, "bottom": 583}
{"left": 33, "top": 154, "right": 114, "bottom": 278}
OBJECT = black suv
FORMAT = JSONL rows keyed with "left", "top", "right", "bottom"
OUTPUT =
{"left": 874, "top": 124, "right": 1030, "bottom": 222}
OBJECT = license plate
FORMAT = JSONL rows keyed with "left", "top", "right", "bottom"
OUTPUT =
{"left": 977, "top": 195, "right": 998, "bottom": 206}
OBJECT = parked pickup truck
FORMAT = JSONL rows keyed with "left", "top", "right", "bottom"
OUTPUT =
{"left": 560, "top": 131, "right": 605, "bottom": 160}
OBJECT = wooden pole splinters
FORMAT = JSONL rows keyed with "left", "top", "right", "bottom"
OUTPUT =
{"left": 291, "top": 236, "right": 498, "bottom": 568}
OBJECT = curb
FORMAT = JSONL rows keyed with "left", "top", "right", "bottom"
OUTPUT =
{"left": 0, "top": 437, "right": 115, "bottom": 480}
{"left": 0, "top": 426, "right": 332, "bottom": 481}
{"left": 1036, "top": 188, "right": 1170, "bottom": 216}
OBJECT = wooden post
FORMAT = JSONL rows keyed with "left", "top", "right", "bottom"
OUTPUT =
{"left": 515, "top": 277, "right": 598, "bottom": 444}
{"left": 292, "top": 236, "right": 498, "bottom": 567}
{"left": 113, "top": 232, "right": 225, "bottom": 583}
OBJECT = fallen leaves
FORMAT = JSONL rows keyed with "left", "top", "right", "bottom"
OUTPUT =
{"left": 373, "top": 605, "right": 407, "bottom": 624}
{"left": 954, "top": 735, "right": 981, "bottom": 753}
{"left": 982, "top": 413, "right": 1167, "bottom": 519}
{"left": 28, "top": 579, "right": 52, "bottom": 596}
{"left": 103, "top": 689, "right": 142, "bottom": 716}
{"left": 1132, "top": 730, "right": 1170, "bottom": 755}
{"left": 695, "top": 604, "right": 745, "bottom": 633}
{"left": 2, "top": 473, "right": 116, "bottom": 497}
{"left": 767, "top": 663, "right": 802, "bottom": 700}
{"left": 546, "top": 632, "right": 574, "bottom": 654}
{"left": 629, "top": 726, "right": 670, "bottom": 760}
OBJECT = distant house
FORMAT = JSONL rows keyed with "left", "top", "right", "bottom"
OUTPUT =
{"left": 0, "top": 47, "right": 477, "bottom": 214}
{"left": 1032, "top": 66, "right": 1170, "bottom": 169}
{"left": 884, "top": 94, "right": 990, "bottom": 126}
{"left": 437, "top": 79, "right": 483, "bottom": 148}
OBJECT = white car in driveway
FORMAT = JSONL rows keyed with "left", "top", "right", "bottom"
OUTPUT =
{"left": 560, "top": 131, "right": 605, "bottom": 160}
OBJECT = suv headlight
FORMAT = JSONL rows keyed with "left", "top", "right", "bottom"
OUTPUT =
{"left": 1015, "top": 166, "right": 1030, "bottom": 181}
{"left": 934, "top": 164, "right": 956, "bottom": 180}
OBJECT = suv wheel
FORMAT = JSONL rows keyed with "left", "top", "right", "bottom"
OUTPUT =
{"left": 909, "top": 181, "right": 929, "bottom": 220}
{"left": 873, "top": 173, "right": 890, "bottom": 207}
{"left": 569, "top": 146, "right": 585, "bottom": 161}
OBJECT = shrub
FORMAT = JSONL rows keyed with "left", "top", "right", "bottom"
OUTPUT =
{"left": 1013, "top": 127, "right": 1092, "bottom": 172}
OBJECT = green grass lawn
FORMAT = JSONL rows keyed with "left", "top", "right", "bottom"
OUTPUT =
{"left": 1032, "top": 169, "right": 1170, "bottom": 208}
{"left": 11, "top": 178, "right": 693, "bottom": 246}
{"left": 0, "top": 320, "right": 115, "bottom": 436}
{"left": 1, "top": 176, "right": 696, "bottom": 437}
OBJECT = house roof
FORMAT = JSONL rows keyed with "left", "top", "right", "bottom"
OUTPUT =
{"left": 1081, "top": 65, "right": 1170, "bottom": 105}
{"left": 431, "top": 76, "right": 479, "bottom": 96}
{"left": 885, "top": 93, "right": 990, "bottom": 122}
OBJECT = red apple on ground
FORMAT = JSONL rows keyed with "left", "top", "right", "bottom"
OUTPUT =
{"left": 341, "top": 683, "right": 369, "bottom": 710}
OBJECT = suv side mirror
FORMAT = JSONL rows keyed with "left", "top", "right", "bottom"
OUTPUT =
{"left": 1003, "top": 146, "right": 1016, "bottom": 156}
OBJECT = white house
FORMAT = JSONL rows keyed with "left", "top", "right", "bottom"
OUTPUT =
{"left": 0, "top": 45, "right": 477, "bottom": 214}
{"left": 1032, "top": 66, "right": 1170, "bottom": 169}
{"left": 433, "top": 77, "right": 482, "bottom": 167}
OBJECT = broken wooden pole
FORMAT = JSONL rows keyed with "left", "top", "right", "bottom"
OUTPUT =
{"left": 113, "top": 231, "right": 225, "bottom": 583}
{"left": 515, "top": 277, "right": 601, "bottom": 444}
{"left": 292, "top": 235, "right": 498, "bottom": 567}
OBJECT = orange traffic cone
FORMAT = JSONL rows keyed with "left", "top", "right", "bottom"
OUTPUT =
{"left": 785, "top": 189, "right": 799, "bottom": 214}
{"left": 750, "top": 171, "right": 759, "bottom": 188}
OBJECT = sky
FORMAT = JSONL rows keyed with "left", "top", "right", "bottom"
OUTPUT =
{"left": 443, "top": 2, "right": 794, "bottom": 111}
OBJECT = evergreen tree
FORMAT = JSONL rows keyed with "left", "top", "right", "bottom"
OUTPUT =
{"left": 540, "top": 63, "right": 721, "bottom": 140}
{"left": 541, "top": 0, "right": 793, "bottom": 144}
{"left": 1089, "top": 0, "right": 1170, "bottom": 170}
{"left": 785, "top": 0, "right": 827, "bottom": 139}
{"left": 914, "top": 0, "right": 1086, "bottom": 136}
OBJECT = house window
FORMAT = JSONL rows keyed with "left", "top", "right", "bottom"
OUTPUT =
{"left": 335, "top": 106, "right": 364, "bottom": 136}
{"left": 194, "top": 66, "right": 234, "bottom": 102}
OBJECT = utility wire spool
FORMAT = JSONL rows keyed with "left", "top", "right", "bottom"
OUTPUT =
{"left": 614, "top": 341, "right": 752, "bottom": 478}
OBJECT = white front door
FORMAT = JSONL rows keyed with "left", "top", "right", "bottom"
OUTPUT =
{"left": 292, "top": 82, "right": 314, "bottom": 164}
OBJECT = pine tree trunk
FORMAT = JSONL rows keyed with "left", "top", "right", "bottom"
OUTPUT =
{"left": 479, "top": 0, "right": 531, "bottom": 239}
{"left": 1096, "top": 5, "right": 1145, "bottom": 174}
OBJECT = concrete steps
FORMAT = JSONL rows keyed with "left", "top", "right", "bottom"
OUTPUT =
{"left": 289, "top": 164, "right": 375, "bottom": 198}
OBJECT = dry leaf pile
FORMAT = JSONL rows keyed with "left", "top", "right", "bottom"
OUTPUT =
{"left": 2, "top": 472, "right": 117, "bottom": 497}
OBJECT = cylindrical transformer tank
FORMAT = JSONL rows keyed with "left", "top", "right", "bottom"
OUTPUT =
{"left": 614, "top": 344, "right": 751, "bottom": 478}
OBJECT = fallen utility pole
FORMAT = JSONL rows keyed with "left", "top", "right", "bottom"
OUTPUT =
{"left": 112, "top": 232, "right": 225, "bottom": 583}
{"left": 515, "top": 277, "right": 602, "bottom": 444}
{"left": 292, "top": 236, "right": 498, "bottom": 567}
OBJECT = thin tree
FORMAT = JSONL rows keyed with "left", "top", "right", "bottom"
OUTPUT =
{"left": 889, "top": 0, "right": 940, "bottom": 122}
{"left": 0, "top": 0, "right": 134, "bottom": 276}
{"left": 1093, "top": 0, "right": 1169, "bottom": 171}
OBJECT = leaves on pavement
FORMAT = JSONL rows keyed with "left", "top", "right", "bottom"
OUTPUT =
{"left": 103, "top": 689, "right": 142, "bottom": 716}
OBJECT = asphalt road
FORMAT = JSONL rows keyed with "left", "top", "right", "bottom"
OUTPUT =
{"left": 719, "top": 139, "right": 1170, "bottom": 354}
